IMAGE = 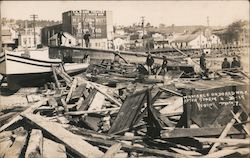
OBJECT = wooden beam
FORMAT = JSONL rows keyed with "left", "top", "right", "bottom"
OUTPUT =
{"left": 203, "top": 147, "right": 249, "bottom": 158}
{"left": 102, "top": 143, "right": 122, "bottom": 158}
{"left": 160, "top": 87, "right": 183, "bottom": 96}
{"left": 90, "top": 83, "right": 121, "bottom": 107}
{"left": 0, "top": 99, "right": 48, "bottom": 132}
{"left": 22, "top": 114, "right": 104, "bottom": 158}
{"left": 43, "top": 138, "right": 67, "bottom": 158}
{"left": 52, "top": 65, "right": 60, "bottom": 88}
{"left": 77, "top": 133, "right": 185, "bottom": 158}
{"left": 66, "top": 107, "right": 120, "bottom": 115}
{"left": 161, "top": 127, "right": 242, "bottom": 138}
{"left": 230, "top": 110, "right": 250, "bottom": 135}
{"left": 66, "top": 78, "right": 78, "bottom": 103}
{"left": 208, "top": 110, "right": 242, "bottom": 153}
{"left": 4, "top": 132, "right": 28, "bottom": 158}
{"left": 0, "top": 138, "right": 13, "bottom": 158}
{"left": 25, "top": 129, "right": 43, "bottom": 158}
{"left": 194, "top": 137, "right": 250, "bottom": 145}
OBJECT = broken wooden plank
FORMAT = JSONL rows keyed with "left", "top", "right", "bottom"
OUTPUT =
{"left": 160, "top": 87, "right": 183, "bottom": 96}
{"left": 76, "top": 132, "right": 185, "bottom": 158}
{"left": 203, "top": 147, "right": 249, "bottom": 158}
{"left": 25, "top": 129, "right": 43, "bottom": 158}
{"left": 4, "top": 132, "right": 28, "bottom": 158}
{"left": 230, "top": 110, "right": 250, "bottom": 135}
{"left": 102, "top": 143, "right": 122, "bottom": 158}
{"left": 66, "top": 107, "right": 120, "bottom": 115}
{"left": 0, "top": 138, "right": 13, "bottom": 158}
{"left": 52, "top": 65, "right": 61, "bottom": 88}
{"left": 170, "top": 147, "right": 202, "bottom": 156}
{"left": 161, "top": 127, "right": 242, "bottom": 138}
{"left": 77, "top": 88, "right": 97, "bottom": 111}
{"left": 43, "top": 138, "right": 67, "bottom": 158}
{"left": 90, "top": 83, "right": 121, "bottom": 107}
{"left": 22, "top": 114, "right": 104, "bottom": 158}
{"left": 194, "top": 137, "right": 250, "bottom": 145}
{"left": 108, "top": 89, "right": 149, "bottom": 134}
{"left": 208, "top": 110, "right": 242, "bottom": 153}
{"left": 0, "top": 99, "right": 48, "bottom": 132}
{"left": 88, "top": 91, "right": 106, "bottom": 111}
{"left": 66, "top": 78, "right": 78, "bottom": 103}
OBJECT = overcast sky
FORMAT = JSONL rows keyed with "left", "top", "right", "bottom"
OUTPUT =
{"left": 1, "top": 1, "right": 249, "bottom": 26}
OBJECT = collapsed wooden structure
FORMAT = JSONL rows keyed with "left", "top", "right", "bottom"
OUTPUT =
{"left": 0, "top": 58, "right": 249, "bottom": 158}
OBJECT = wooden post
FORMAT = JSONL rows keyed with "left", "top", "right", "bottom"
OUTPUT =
{"left": 66, "top": 78, "right": 78, "bottom": 103}
{"left": 52, "top": 65, "right": 60, "bottom": 88}
{"left": 25, "top": 129, "right": 43, "bottom": 158}
{"left": 102, "top": 143, "right": 122, "bottom": 158}
{"left": 208, "top": 110, "right": 242, "bottom": 153}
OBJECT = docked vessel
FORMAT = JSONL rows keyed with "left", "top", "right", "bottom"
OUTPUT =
{"left": 0, "top": 47, "right": 89, "bottom": 89}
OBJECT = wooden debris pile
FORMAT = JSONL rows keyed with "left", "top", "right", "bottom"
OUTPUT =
{"left": 0, "top": 67, "right": 249, "bottom": 158}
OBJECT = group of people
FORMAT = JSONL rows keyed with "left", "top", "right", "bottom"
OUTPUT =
{"left": 222, "top": 57, "right": 241, "bottom": 69}
{"left": 57, "top": 30, "right": 91, "bottom": 47}
{"left": 146, "top": 52, "right": 168, "bottom": 75}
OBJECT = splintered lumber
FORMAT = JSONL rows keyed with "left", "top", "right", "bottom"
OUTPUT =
{"left": 102, "top": 143, "right": 122, "bottom": 158}
{"left": 208, "top": 110, "right": 242, "bottom": 153}
{"left": 0, "top": 138, "right": 13, "bottom": 158}
{"left": 160, "top": 87, "right": 183, "bottom": 96}
{"left": 231, "top": 110, "right": 250, "bottom": 135}
{"left": 203, "top": 147, "right": 250, "bottom": 158}
{"left": 52, "top": 65, "right": 60, "bottom": 88}
{"left": 89, "top": 91, "right": 106, "bottom": 111}
{"left": 66, "top": 78, "right": 78, "bottom": 103}
{"left": 78, "top": 134, "right": 185, "bottom": 158}
{"left": 194, "top": 137, "right": 250, "bottom": 145}
{"left": 43, "top": 138, "right": 67, "bottom": 158}
{"left": 160, "top": 127, "right": 242, "bottom": 138}
{"left": 22, "top": 114, "right": 104, "bottom": 158}
{"left": 0, "top": 130, "right": 13, "bottom": 139}
{"left": 4, "top": 132, "right": 28, "bottom": 158}
{"left": 25, "top": 129, "right": 43, "bottom": 158}
{"left": 108, "top": 89, "right": 149, "bottom": 134}
{"left": 0, "top": 99, "right": 48, "bottom": 132}
{"left": 170, "top": 147, "right": 202, "bottom": 156}
{"left": 90, "top": 83, "right": 121, "bottom": 107}
{"left": 66, "top": 107, "right": 120, "bottom": 115}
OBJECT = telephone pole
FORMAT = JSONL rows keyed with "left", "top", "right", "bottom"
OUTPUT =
{"left": 141, "top": 16, "right": 145, "bottom": 48}
{"left": 30, "top": 14, "right": 38, "bottom": 47}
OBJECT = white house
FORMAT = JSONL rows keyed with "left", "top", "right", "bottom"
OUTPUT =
{"left": 207, "top": 34, "right": 221, "bottom": 47}
{"left": 170, "top": 34, "right": 208, "bottom": 49}
{"left": 21, "top": 27, "right": 42, "bottom": 48}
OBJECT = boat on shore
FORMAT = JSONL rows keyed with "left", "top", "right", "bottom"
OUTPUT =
{"left": 0, "top": 47, "right": 89, "bottom": 89}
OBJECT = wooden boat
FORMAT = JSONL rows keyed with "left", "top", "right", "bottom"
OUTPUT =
{"left": 0, "top": 48, "right": 89, "bottom": 89}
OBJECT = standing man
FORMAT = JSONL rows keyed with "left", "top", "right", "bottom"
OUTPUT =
{"left": 200, "top": 52, "right": 208, "bottom": 77}
{"left": 231, "top": 57, "right": 241, "bottom": 68}
{"left": 200, "top": 53, "right": 206, "bottom": 71}
{"left": 146, "top": 52, "right": 154, "bottom": 75}
{"left": 156, "top": 56, "right": 168, "bottom": 76}
{"left": 222, "top": 58, "right": 230, "bottom": 69}
{"left": 84, "top": 31, "right": 91, "bottom": 48}
{"left": 57, "top": 30, "right": 66, "bottom": 46}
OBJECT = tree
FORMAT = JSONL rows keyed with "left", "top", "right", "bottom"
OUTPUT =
{"left": 224, "top": 20, "right": 246, "bottom": 44}
{"left": 146, "top": 22, "right": 151, "bottom": 27}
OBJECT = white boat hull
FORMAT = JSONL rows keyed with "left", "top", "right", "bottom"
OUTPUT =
{"left": 0, "top": 49, "right": 89, "bottom": 89}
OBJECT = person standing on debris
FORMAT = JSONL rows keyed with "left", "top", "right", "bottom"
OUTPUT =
{"left": 57, "top": 30, "right": 66, "bottom": 46}
{"left": 199, "top": 52, "right": 209, "bottom": 77}
{"left": 156, "top": 56, "right": 168, "bottom": 76}
{"left": 222, "top": 58, "right": 230, "bottom": 69}
{"left": 84, "top": 31, "right": 91, "bottom": 48}
{"left": 200, "top": 53, "right": 206, "bottom": 71}
{"left": 231, "top": 57, "right": 241, "bottom": 68}
{"left": 146, "top": 52, "right": 154, "bottom": 75}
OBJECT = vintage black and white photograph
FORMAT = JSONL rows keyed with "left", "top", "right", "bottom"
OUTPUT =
{"left": 0, "top": 0, "right": 249, "bottom": 157}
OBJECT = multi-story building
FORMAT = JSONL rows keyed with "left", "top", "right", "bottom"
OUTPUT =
{"left": 20, "top": 27, "right": 42, "bottom": 48}
{"left": 62, "top": 10, "right": 113, "bottom": 49}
